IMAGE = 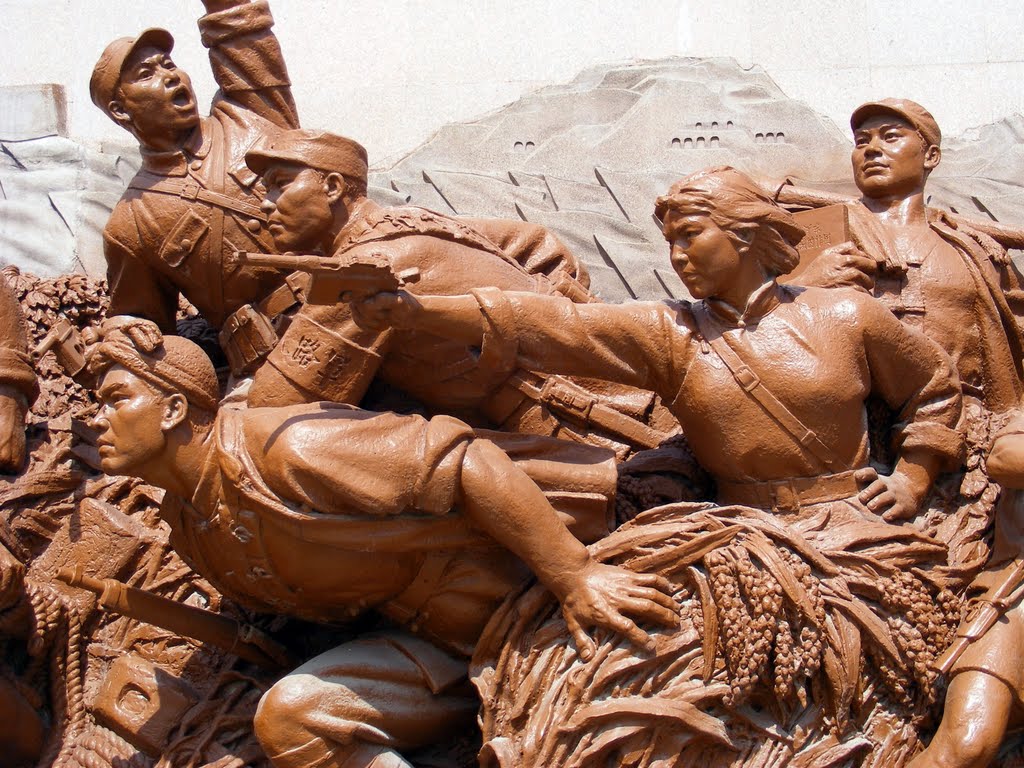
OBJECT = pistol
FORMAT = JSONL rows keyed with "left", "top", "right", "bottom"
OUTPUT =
{"left": 234, "top": 251, "right": 420, "bottom": 305}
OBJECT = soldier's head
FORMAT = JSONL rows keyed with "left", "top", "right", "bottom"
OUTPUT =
{"left": 655, "top": 167, "right": 804, "bottom": 300}
{"left": 88, "top": 321, "right": 218, "bottom": 480}
{"left": 246, "top": 129, "right": 369, "bottom": 253}
{"left": 850, "top": 98, "right": 941, "bottom": 201}
{"left": 90, "top": 29, "right": 200, "bottom": 152}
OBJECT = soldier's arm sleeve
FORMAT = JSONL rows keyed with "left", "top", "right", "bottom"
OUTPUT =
{"left": 860, "top": 291, "right": 965, "bottom": 470}
{"left": 461, "top": 218, "right": 591, "bottom": 288}
{"left": 0, "top": 276, "right": 36, "bottom": 406}
{"left": 104, "top": 231, "right": 180, "bottom": 334}
{"left": 198, "top": 0, "right": 299, "bottom": 129}
{"left": 470, "top": 289, "right": 681, "bottom": 398}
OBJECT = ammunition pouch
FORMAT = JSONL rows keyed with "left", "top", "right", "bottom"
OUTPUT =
{"left": 494, "top": 371, "right": 667, "bottom": 451}
{"left": 218, "top": 272, "right": 310, "bottom": 377}
{"left": 219, "top": 304, "right": 279, "bottom": 378}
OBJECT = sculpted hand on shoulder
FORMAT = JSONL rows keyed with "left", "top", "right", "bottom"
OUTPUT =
{"left": 789, "top": 241, "right": 877, "bottom": 292}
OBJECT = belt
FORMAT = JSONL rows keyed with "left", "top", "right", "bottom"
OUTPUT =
{"left": 716, "top": 469, "right": 860, "bottom": 513}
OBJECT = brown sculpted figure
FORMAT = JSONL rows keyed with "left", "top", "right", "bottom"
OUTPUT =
{"left": 790, "top": 98, "right": 1024, "bottom": 416}
{"left": 357, "top": 167, "right": 968, "bottom": 763}
{"left": 87, "top": 324, "right": 678, "bottom": 768}
{"left": 0, "top": 274, "right": 41, "bottom": 765}
{"left": 243, "top": 129, "right": 673, "bottom": 455}
{"left": 92, "top": 0, "right": 299, "bottom": 334}
{"left": 358, "top": 166, "right": 963, "bottom": 520}
{"left": 908, "top": 416, "right": 1024, "bottom": 768}
{"left": 778, "top": 100, "right": 1024, "bottom": 767}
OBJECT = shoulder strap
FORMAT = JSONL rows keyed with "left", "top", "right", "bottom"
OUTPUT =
{"left": 127, "top": 176, "right": 267, "bottom": 221}
{"left": 691, "top": 303, "right": 840, "bottom": 470}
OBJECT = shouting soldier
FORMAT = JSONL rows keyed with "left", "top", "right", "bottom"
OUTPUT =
{"left": 91, "top": 0, "right": 299, "bottom": 336}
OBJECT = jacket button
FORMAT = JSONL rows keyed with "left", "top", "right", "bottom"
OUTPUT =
{"left": 246, "top": 218, "right": 262, "bottom": 233}
{"left": 190, "top": 160, "right": 203, "bottom": 171}
{"left": 180, "top": 238, "right": 192, "bottom": 250}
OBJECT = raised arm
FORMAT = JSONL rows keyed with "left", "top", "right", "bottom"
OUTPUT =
{"left": 199, "top": 0, "right": 299, "bottom": 129}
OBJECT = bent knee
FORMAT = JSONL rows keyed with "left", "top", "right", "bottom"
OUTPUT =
{"left": 925, "top": 718, "right": 1005, "bottom": 768}
{"left": 254, "top": 674, "right": 323, "bottom": 756}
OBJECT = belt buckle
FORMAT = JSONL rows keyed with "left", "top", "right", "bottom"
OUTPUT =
{"left": 180, "top": 181, "right": 200, "bottom": 201}
{"left": 771, "top": 480, "right": 800, "bottom": 514}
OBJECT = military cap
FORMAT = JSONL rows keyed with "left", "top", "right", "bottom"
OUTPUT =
{"left": 850, "top": 98, "right": 941, "bottom": 149}
{"left": 90, "top": 28, "right": 175, "bottom": 119}
{"left": 246, "top": 129, "right": 369, "bottom": 184}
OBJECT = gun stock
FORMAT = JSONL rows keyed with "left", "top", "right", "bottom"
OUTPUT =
{"left": 933, "top": 559, "right": 1024, "bottom": 675}
{"left": 57, "top": 565, "right": 292, "bottom": 670}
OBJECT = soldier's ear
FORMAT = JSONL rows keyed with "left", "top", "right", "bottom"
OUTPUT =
{"left": 107, "top": 100, "right": 133, "bottom": 130}
{"left": 162, "top": 393, "right": 189, "bottom": 432}
{"left": 923, "top": 144, "right": 941, "bottom": 173}
{"left": 324, "top": 172, "right": 347, "bottom": 204}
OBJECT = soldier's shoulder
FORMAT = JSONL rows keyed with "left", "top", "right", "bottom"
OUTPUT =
{"left": 351, "top": 205, "right": 497, "bottom": 251}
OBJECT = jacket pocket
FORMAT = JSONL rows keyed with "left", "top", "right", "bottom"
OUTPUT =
{"left": 159, "top": 208, "right": 209, "bottom": 269}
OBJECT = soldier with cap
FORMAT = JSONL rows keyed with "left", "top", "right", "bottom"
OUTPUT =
{"left": 241, "top": 128, "right": 677, "bottom": 456}
{"left": 771, "top": 99, "right": 1024, "bottom": 768}
{"left": 783, "top": 98, "right": 1024, "bottom": 415}
{"left": 91, "top": 0, "right": 299, "bottom": 339}
{"left": 86, "top": 322, "right": 677, "bottom": 768}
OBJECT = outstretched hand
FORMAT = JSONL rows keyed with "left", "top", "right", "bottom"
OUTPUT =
{"left": 559, "top": 561, "right": 679, "bottom": 661}
{"left": 855, "top": 466, "right": 923, "bottom": 522}
{"left": 351, "top": 290, "right": 421, "bottom": 331}
{"left": 791, "top": 241, "right": 877, "bottom": 292}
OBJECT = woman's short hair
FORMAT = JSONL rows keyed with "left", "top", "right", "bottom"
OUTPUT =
{"left": 654, "top": 166, "right": 805, "bottom": 277}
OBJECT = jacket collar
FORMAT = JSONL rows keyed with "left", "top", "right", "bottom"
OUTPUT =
{"left": 138, "top": 122, "right": 211, "bottom": 177}
{"left": 703, "top": 280, "right": 783, "bottom": 328}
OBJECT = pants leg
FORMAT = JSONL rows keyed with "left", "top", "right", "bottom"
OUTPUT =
{"left": 254, "top": 631, "right": 478, "bottom": 768}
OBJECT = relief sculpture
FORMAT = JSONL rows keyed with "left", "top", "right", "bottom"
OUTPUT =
{"left": 2, "top": 2, "right": 1024, "bottom": 767}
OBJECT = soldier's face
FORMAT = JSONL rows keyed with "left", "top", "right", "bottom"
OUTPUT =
{"left": 261, "top": 165, "right": 336, "bottom": 252}
{"left": 114, "top": 46, "right": 199, "bottom": 147}
{"left": 852, "top": 115, "right": 936, "bottom": 199}
{"left": 93, "top": 367, "right": 170, "bottom": 477}
{"left": 664, "top": 211, "right": 743, "bottom": 300}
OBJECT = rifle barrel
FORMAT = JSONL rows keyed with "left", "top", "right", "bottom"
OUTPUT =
{"left": 57, "top": 566, "right": 290, "bottom": 669}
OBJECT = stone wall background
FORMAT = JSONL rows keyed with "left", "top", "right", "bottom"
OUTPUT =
{"left": 3, "top": 1, "right": 1024, "bottom": 164}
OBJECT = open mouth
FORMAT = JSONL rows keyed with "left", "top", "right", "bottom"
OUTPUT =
{"left": 170, "top": 86, "right": 194, "bottom": 110}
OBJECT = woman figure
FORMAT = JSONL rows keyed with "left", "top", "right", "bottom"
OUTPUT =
{"left": 356, "top": 166, "right": 966, "bottom": 764}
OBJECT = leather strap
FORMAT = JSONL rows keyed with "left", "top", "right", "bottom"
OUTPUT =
{"left": 503, "top": 371, "right": 666, "bottom": 450}
{"left": 691, "top": 302, "right": 839, "bottom": 470}
{"left": 716, "top": 470, "right": 859, "bottom": 512}
{"left": 128, "top": 177, "right": 268, "bottom": 222}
